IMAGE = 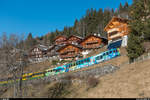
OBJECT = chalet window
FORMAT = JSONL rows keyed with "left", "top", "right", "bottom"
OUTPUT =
{"left": 109, "top": 31, "right": 118, "bottom": 37}
{"left": 86, "top": 42, "right": 98, "bottom": 45}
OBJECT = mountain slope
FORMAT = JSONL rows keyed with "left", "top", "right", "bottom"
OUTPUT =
{"left": 67, "top": 58, "right": 150, "bottom": 98}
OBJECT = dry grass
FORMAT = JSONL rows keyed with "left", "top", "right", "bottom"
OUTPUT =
{"left": 67, "top": 58, "right": 150, "bottom": 98}
{"left": 2, "top": 57, "right": 150, "bottom": 98}
{"left": 4, "top": 47, "right": 150, "bottom": 98}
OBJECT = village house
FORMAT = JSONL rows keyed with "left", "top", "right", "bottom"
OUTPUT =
{"left": 79, "top": 34, "right": 108, "bottom": 57}
{"left": 28, "top": 44, "right": 49, "bottom": 62}
{"left": 54, "top": 35, "right": 67, "bottom": 45}
{"left": 104, "top": 16, "right": 129, "bottom": 49}
{"left": 46, "top": 44, "right": 64, "bottom": 59}
{"left": 66, "top": 35, "right": 83, "bottom": 45}
{"left": 57, "top": 44, "right": 82, "bottom": 60}
{"left": 80, "top": 34, "right": 107, "bottom": 50}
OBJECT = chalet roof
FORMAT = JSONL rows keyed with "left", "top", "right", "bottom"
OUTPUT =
{"left": 67, "top": 35, "right": 83, "bottom": 40}
{"left": 104, "top": 16, "right": 129, "bottom": 32}
{"left": 38, "top": 44, "right": 49, "bottom": 51}
{"left": 79, "top": 34, "right": 108, "bottom": 44}
{"left": 57, "top": 43, "right": 82, "bottom": 52}
{"left": 54, "top": 35, "right": 67, "bottom": 41}
{"left": 29, "top": 44, "right": 49, "bottom": 52}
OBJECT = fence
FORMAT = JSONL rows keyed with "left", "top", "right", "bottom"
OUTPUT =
{"left": 120, "top": 52, "right": 150, "bottom": 67}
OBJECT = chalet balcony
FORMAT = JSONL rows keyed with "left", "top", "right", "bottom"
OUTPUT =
{"left": 109, "top": 33, "right": 121, "bottom": 39}
{"left": 60, "top": 51, "right": 75, "bottom": 55}
{"left": 107, "top": 28, "right": 119, "bottom": 33}
{"left": 60, "top": 54, "right": 76, "bottom": 58}
{"left": 83, "top": 44, "right": 101, "bottom": 49}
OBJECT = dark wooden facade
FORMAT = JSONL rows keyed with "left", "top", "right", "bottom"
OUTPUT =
{"left": 54, "top": 36, "right": 67, "bottom": 45}
{"left": 29, "top": 45, "right": 47, "bottom": 61}
{"left": 57, "top": 44, "right": 82, "bottom": 60}
{"left": 66, "top": 35, "right": 83, "bottom": 44}
{"left": 80, "top": 35, "right": 107, "bottom": 50}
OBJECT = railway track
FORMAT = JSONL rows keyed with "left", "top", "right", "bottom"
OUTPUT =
{"left": 0, "top": 48, "right": 120, "bottom": 86}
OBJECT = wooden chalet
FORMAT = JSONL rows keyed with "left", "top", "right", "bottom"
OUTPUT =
{"left": 66, "top": 35, "right": 83, "bottom": 44}
{"left": 28, "top": 44, "right": 48, "bottom": 61}
{"left": 104, "top": 16, "right": 129, "bottom": 42}
{"left": 104, "top": 16, "right": 129, "bottom": 49}
{"left": 54, "top": 36, "right": 67, "bottom": 45}
{"left": 57, "top": 44, "right": 82, "bottom": 60}
{"left": 46, "top": 44, "right": 64, "bottom": 57}
{"left": 79, "top": 34, "right": 108, "bottom": 50}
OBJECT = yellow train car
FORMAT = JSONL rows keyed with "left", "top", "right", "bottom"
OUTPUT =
{"left": 31, "top": 71, "right": 45, "bottom": 79}
{"left": 22, "top": 72, "right": 33, "bottom": 81}
{"left": 0, "top": 79, "right": 8, "bottom": 85}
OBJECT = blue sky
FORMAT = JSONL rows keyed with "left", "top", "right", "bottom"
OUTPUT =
{"left": 0, "top": 0, "right": 132, "bottom": 38}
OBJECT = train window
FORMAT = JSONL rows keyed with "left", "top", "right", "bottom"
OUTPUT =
{"left": 100, "top": 56, "right": 103, "bottom": 59}
{"left": 83, "top": 59, "right": 86, "bottom": 62}
{"left": 79, "top": 61, "right": 81, "bottom": 65}
{"left": 75, "top": 61, "right": 78, "bottom": 65}
{"left": 76, "top": 61, "right": 78, "bottom": 65}
{"left": 78, "top": 61, "right": 80, "bottom": 65}
{"left": 69, "top": 64, "right": 71, "bottom": 67}
{"left": 87, "top": 58, "right": 90, "bottom": 62}
{"left": 66, "top": 64, "right": 69, "bottom": 68}
{"left": 96, "top": 56, "right": 99, "bottom": 60}
{"left": 86, "top": 58, "right": 88, "bottom": 62}
{"left": 81, "top": 60, "right": 83, "bottom": 64}
{"left": 106, "top": 52, "right": 109, "bottom": 55}
{"left": 103, "top": 53, "right": 106, "bottom": 56}
{"left": 73, "top": 63, "right": 75, "bottom": 66}
{"left": 110, "top": 51, "right": 112, "bottom": 54}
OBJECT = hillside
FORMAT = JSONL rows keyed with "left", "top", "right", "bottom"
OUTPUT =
{"left": 1, "top": 47, "right": 150, "bottom": 98}
{"left": 67, "top": 58, "right": 150, "bottom": 98}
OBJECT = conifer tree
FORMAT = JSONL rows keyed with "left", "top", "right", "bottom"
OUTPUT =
{"left": 127, "top": 0, "right": 146, "bottom": 62}
{"left": 25, "top": 33, "right": 37, "bottom": 49}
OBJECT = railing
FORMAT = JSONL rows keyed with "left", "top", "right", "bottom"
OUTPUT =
{"left": 107, "top": 28, "right": 119, "bottom": 33}
{"left": 83, "top": 44, "right": 100, "bottom": 49}
{"left": 120, "top": 52, "right": 150, "bottom": 67}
